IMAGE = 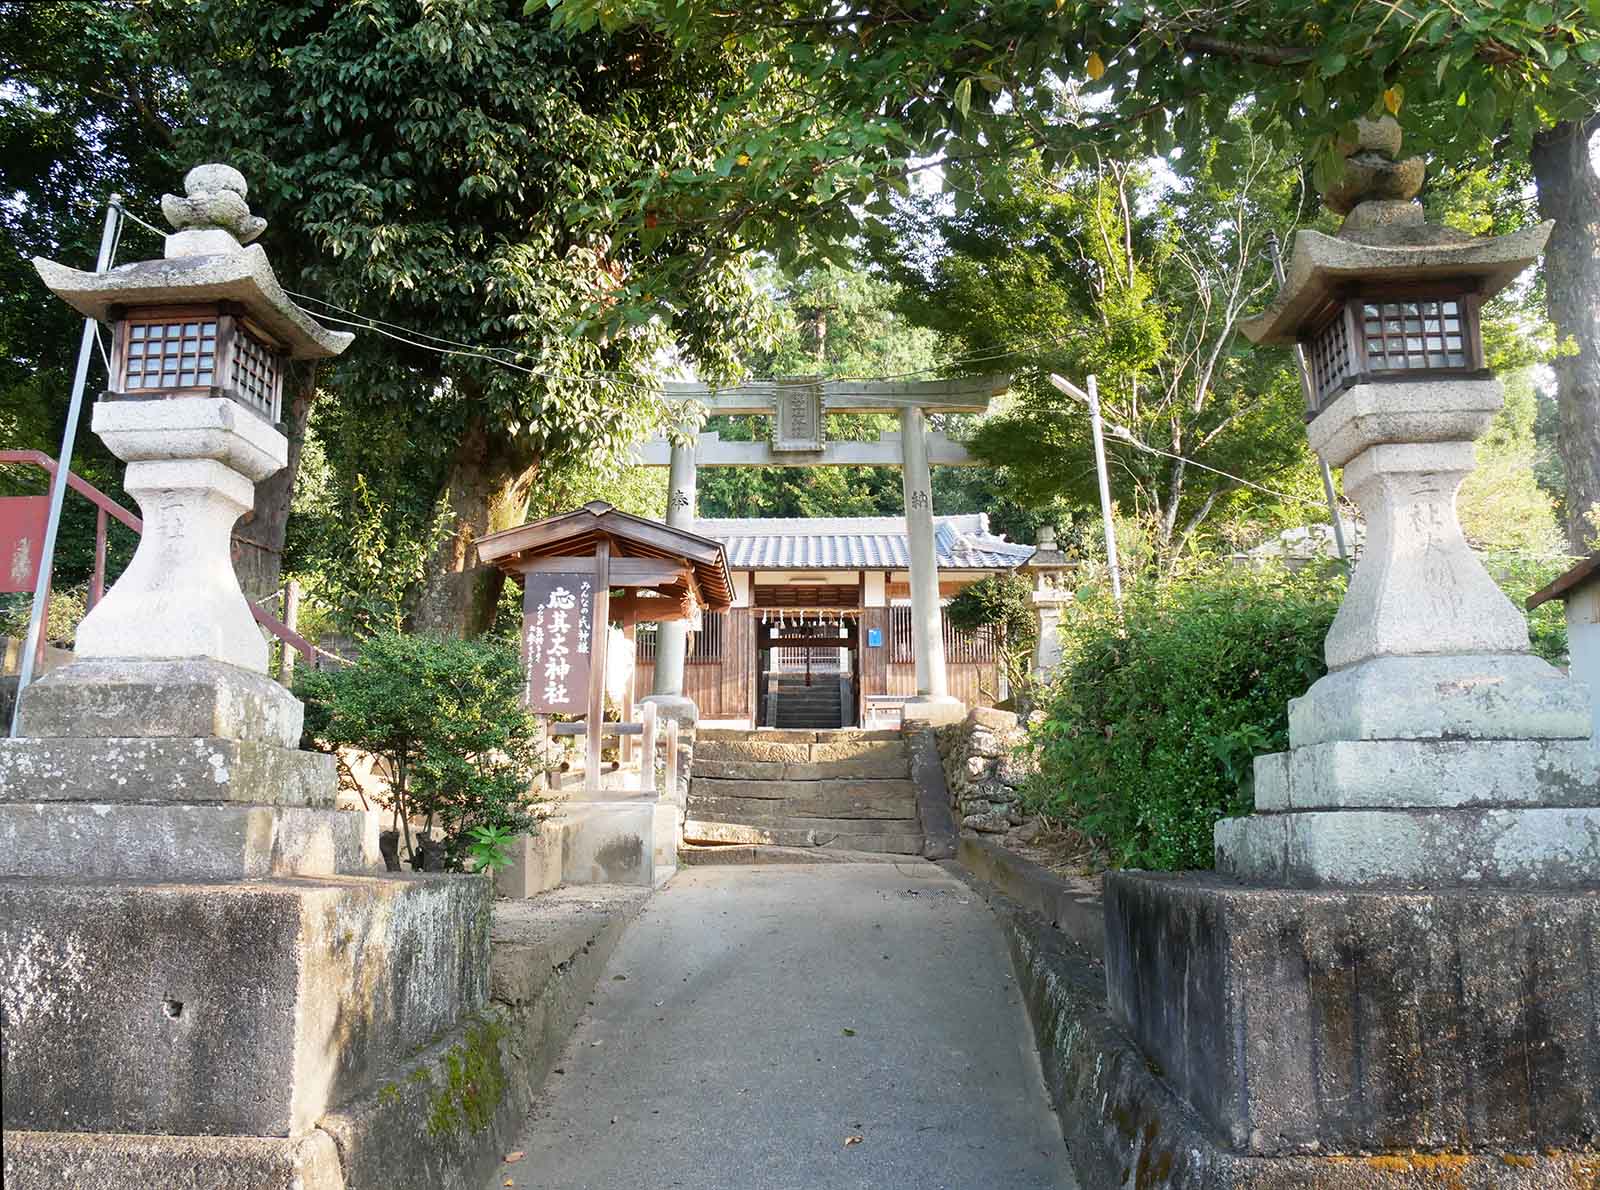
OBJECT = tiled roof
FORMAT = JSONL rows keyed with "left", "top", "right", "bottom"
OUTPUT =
{"left": 695, "top": 514, "right": 1035, "bottom": 571}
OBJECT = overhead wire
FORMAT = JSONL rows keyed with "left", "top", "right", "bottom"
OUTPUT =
{"left": 111, "top": 197, "right": 1109, "bottom": 393}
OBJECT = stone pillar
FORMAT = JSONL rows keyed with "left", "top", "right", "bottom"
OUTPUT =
{"left": 643, "top": 430, "right": 699, "bottom": 813}
{"left": 650, "top": 434, "right": 697, "bottom": 700}
{"left": 899, "top": 406, "right": 962, "bottom": 725}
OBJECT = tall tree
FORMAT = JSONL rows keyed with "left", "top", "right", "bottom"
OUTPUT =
{"left": 883, "top": 137, "right": 1315, "bottom": 567}
{"left": 181, "top": 0, "right": 775, "bottom": 635}
{"left": 547, "top": 0, "right": 1600, "bottom": 549}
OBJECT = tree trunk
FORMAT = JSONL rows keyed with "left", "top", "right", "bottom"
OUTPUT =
{"left": 232, "top": 361, "right": 316, "bottom": 602}
{"left": 1531, "top": 117, "right": 1600, "bottom": 553}
{"left": 409, "top": 419, "right": 538, "bottom": 638}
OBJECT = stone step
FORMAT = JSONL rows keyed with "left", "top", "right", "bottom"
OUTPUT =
{"left": 690, "top": 776, "right": 916, "bottom": 802}
{"left": 698, "top": 728, "right": 902, "bottom": 745}
{"left": 696, "top": 738, "right": 907, "bottom": 767}
{"left": 682, "top": 818, "right": 924, "bottom": 854}
{"left": 688, "top": 792, "right": 916, "bottom": 822}
{"left": 679, "top": 843, "right": 909, "bottom": 866}
{"left": 693, "top": 753, "right": 910, "bottom": 781}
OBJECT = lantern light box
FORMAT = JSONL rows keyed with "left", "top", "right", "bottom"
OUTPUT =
{"left": 111, "top": 301, "right": 285, "bottom": 424}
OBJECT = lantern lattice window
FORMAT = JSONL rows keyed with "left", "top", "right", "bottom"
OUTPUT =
{"left": 111, "top": 304, "right": 284, "bottom": 424}
{"left": 229, "top": 327, "right": 281, "bottom": 421}
{"left": 1301, "top": 290, "right": 1484, "bottom": 418}
{"left": 123, "top": 319, "right": 218, "bottom": 391}
{"left": 1362, "top": 299, "right": 1469, "bottom": 372}
{"left": 1308, "top": 309, "right": 1353, "bottom": 409}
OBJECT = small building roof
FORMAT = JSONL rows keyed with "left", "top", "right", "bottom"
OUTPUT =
{"left": 1526, "top": 554, "right": 1600, "bottom": 611}
{"left": 478, "top": 501, "right": 733, "bottom": 611}
{"left": 697, "top": 514, "right": 1035, "bottom": 572}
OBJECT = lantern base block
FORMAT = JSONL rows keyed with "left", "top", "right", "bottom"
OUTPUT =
{"left": 1215, "top": 802, "right": 1600, "bottom": 887}
{"left": 1095, "top": 872, "right": 1600, "bottom": 1167}
{"left": 14, "top": 658, "right": 306, "bottom": 747}
{"left": 1287, "top": 653, "right": 1592, "bottom": 749}
{"left": 0, "top": 801, "right": 381, "bottom": 880}
{"left": 0, "top": 733, "right": 336, "bottom": 808}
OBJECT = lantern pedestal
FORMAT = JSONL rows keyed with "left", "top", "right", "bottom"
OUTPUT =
{"left": 1211, "top": 375, "right": 1600, "bottom": 887}
{"left": 74, "top": 396, "right": 285, "bottom": 672}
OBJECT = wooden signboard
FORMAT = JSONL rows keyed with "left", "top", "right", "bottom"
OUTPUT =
{"left": 521, "top": 571, "right": 596, "bottom": 714}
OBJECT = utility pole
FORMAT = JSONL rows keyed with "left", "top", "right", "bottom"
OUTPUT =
{"left": 1049, "top": 373, "right": 1123, "bottom": 610}
{"left": 1267, "top": 231, "right": 1350, "bottom": 563}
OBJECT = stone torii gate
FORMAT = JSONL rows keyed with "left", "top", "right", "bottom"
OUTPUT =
{"left": 634, "top": 374, "right": 1008, "bottom": 727}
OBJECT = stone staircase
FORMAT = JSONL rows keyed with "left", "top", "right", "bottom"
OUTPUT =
{"left": 682, "top": 728, "right": 924, "bottom": 858}
{"left": 767, "top": 675, "right": 846, "bottom": 729}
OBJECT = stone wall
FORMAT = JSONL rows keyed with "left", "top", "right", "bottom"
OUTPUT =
{"left": 937, "top": 706, "right": 1033, "bottom": 834}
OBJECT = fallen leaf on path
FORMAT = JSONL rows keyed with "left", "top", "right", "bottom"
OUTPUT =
{"left": 844, "top": 1135, "right": 864, "bottom": 1147}
{"left": 613, "top": 974, "right": 628, "bottom": 981}
{"left": 504, "top": 1152, "right": 525, "bottom": 1164}
{"left": 842, "top": 1028, "right": 857, "bottom": 1037}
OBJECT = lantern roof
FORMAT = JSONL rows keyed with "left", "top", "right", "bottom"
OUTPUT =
{"left": 31, "top": 163, "right": 353, "bottom": 361}
{"left": 1241, "top": 119, "right": 1551, "bottom": 347}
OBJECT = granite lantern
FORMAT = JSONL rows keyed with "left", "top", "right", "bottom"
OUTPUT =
{"left": 1, "top": 166, "right": 500, "bottom": 1190}
{"left": 1085, "top": 120, "right": 1600, "bottom": 1186}
{"left": 29, "top": 164, "right": 352, "bottom": 672}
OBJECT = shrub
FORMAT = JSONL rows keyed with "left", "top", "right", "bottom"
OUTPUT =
{"left": 297, "top": 632, "right": 544, "bottom": 871}
{"left": 1025, "top": 562, "right": 1344, "bottom": 870}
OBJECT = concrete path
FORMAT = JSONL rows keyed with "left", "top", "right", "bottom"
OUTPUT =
{"left": 492, "top": 863, "right": 1075, "bottom": 1190}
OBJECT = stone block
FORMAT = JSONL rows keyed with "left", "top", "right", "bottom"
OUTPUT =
{"left": 969, "top": 705, "right": 1020, "bottom": 732}
{"left": 965, "top": 753, "right": 996, "bottom": 780}
{"left": 0, "top": 803, "right": 380, "bottom": 880}
{"left": 0, "top": 873, "right": 491, "bottom": 1137}
{"left": 1215, "top": 805, "right": 1600, "bottom": 886}
{"left": 1287, "top": 654, "right": 1591, "bottom": 748}
{"left": 997, "top": 879, "right": 1600, "bottom": 1189}
{"left": 963, "top": 810, "right": 1011, "bottom": 833}
{"left": 557, "top": 800, "right": 678, "bottom": 885}
{"left": 1105, "top": 872, "right": 1600, "bottom": 1157}
{"left": 0, "top": 735, "right": 335, "bottom": 807}
{"left": 15, "top": 659, "right": 305, "bottom": 747}
{"left": 2, "top": 1130, "right": 344, "bottom": 1190}
{"left": 1250, "top": 738, "right": 1600, "bottom": 812}
{"left": 494, "top": 821, "right": 570, "bottom": 899}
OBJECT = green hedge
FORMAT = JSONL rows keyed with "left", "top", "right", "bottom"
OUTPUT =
{"left": 1025, "top": 563, "right": 1344, "bottom": 871}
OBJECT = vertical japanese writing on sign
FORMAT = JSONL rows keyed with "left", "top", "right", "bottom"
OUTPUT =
{"left": 520, "top": 572, "right": 592, "bottom": 714}
{"left": 578, "top": 582, "right": 592, "bottom": 654}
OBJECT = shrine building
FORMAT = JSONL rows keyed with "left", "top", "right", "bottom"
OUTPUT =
{"left": 631, "top": 513, "right": 1034, "bottom": 729}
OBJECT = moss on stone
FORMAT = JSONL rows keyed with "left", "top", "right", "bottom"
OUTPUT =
{"left": 424, "top": 1016, "right": 508, "bottom": 1140}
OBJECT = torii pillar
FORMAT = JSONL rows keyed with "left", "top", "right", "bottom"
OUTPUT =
{"left": 898, "top": 405, "right": 962, "bottom": 724}
{"left": 648, "top": 433, "right": 698, "bottom": 704}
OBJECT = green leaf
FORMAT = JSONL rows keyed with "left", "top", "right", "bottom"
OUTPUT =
{"left": 954, "top": 76, "right": 972, "bottom": 118}
{"left": 1527, "top": 3, "right": 1555, "bottom": 26}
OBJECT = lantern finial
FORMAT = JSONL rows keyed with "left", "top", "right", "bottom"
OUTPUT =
{"left": 1321, "top": 115, "right": 1426, "bottom": 226}
{"left": 160, "top": 163, "right": 268, "bottom": 257}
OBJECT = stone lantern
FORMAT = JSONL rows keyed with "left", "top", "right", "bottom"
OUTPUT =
{"left": 1085, "top": 122, "right": 1600, "bottom": 1183}
{"left": 1, "top": 166, "right": 497, "bottom": 1188}
{"left": 29, "top": 164, "right": 352, "bottom": 673}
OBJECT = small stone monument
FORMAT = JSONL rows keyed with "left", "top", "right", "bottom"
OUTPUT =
{"left": 1100, "top": 121, "right": 1600, "bottom": 1181}
{"left": 1, "top": 166, "right": 497, "bottom": 1189}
